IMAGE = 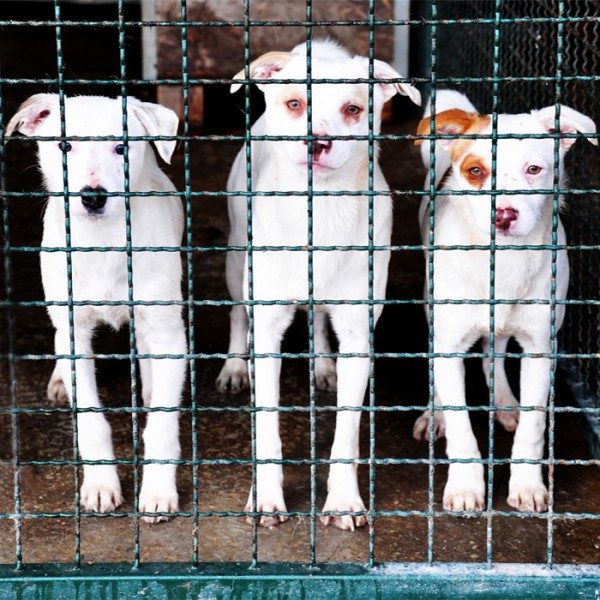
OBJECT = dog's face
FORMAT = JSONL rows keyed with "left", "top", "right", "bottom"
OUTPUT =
{"left": 232, "top": 45, "right": 421, "bottom": 179}
{"left": 7, "top": 95, "right": 178, "bottom": 218}
{"left": 417, "top": 106, "right": 597, "bottom": 238}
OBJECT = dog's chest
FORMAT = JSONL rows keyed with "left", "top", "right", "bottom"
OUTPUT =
{"left": 250, "top": 194, "right": 391, "bottom": 299}
{"left": 432, "top": 247, "right": 553, "bottom": 336}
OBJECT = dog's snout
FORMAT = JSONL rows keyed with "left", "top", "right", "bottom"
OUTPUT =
{"left": 304, "top": 133, "right": 333, "bottom": 159}
{"left": 80, "top": 186, "right": 108, "bottom": 214}
{"left": 495, "top": 207, "right": 518, "bottom": 231}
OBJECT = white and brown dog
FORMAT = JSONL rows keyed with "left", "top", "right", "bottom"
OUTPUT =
{"left": 8, "top": 95, "right": 186, "bottom": 522}
{"left": 217, "top": 40, "right": 420, "bottom": 529}
{"left": 413, "top": 90, "right": 596, "bottom": 512}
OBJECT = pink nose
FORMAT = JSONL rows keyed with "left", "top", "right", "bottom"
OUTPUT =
{"left": 304, "top": 133, "right": 332, "bottom": 160}
{"left": 495, "top": 207, "right": 518, "bottom": 231}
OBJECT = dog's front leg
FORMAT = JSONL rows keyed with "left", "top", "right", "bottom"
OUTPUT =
{"left": 246, "top": 304, "right": 295, "bottom": 527}
{"left": 507, "top": 332, "right": 550, "bottom": 512}
{"left": 136, "top": 307, "right": 187, "bottom": 523}
{"left": 434, "top": 339, "right": 485, "bottom": 512}
{"left": 320, "top": 305, "right": 371, "bottom": 531}
{"left": 54, "top": 326, "right": 123, "bottom": 512}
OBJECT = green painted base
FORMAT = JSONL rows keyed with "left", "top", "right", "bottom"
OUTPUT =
{"left": 1, "top": 563, "right": 599, "bottom": 600}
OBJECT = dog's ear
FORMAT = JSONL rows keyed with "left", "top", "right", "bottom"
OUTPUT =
{"left": 369, "top": 59, "right": 421, "bottom": 106}
{"left": 230, "top": 52, "right": 294, "bottom": 94}
{"left": 127, "top": 99, "right": 179, "bottom": 164}
{"left": 534, "top": 105, "right": 598, "bottom": 149}
{"left": 6, "top": 94, "right": 58, "bottom": 137}
{"left": 415, "top": 109, "right": 483, "bottom": 149}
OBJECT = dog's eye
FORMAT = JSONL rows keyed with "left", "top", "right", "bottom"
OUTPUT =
{"left": 527, "top": 165, "right": 542, "bottom": 175}
{"left": 345, "top": 105, "right": 362, "bottom": 116}
{"left": 468, "top": 166, "right": 485, "bottom": 177}
{"left": 115, "top": 144, "right": 126, "bottom": 156}
{"left": 58, "top": 141, "right": 72, "bottom": 153}
{"left": 287, "top": 99, "right": 302, "bottom": 111}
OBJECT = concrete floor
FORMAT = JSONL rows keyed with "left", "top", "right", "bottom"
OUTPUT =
{"left": 1, "top": 1, "right": 600, "bottom": 567}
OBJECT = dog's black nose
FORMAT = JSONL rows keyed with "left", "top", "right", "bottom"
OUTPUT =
{"left": 80, "top": 186, "right": 108, "bottom": 213}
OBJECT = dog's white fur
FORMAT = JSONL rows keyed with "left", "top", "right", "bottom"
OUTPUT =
{"left": 7, "top": 95, "right": 186, "bottom": 522}
{"left": 217, "top": 40, "right": 420, "bottom": 529}
{"left": 413, "top": 90, "right": 596, "bottom": 512}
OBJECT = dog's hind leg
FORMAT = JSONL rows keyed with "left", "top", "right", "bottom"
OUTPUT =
{"left": 314, "top": 311, "right": 337, "bottom": 393}
{"left": 482, "top": 336, "right": 519, "bottom": 432}
{"left": 216, "top": 245, "right": 250, "bottom": 394}
{"left": 412, "top": 396, "right": 446, "bottom": 442}
{"left": 136, "top": 335, "right": 153, "bottom": 408}
{"left": 54, "top": 325, "right": 123, "bottom": 513}
{"left": 47, "top": 361, "right": 69, "bottom": 405}
{"left": 136, "top": 305, "right": 187, "bottom": 523}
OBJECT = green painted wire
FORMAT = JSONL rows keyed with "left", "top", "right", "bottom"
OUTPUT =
{"left": 426, "top": 0, "right": 438, "bottom": 566}
{"left": 0, "top": 50, "right": 22, "bottom": 572}
{"left": 179, "top": 0, "right": 199, "bottom": 571}
{"left": 53, "top": 0, "right": 82, "bottom": 569}
{"left": 485, "top": 0, "right": 502, "bottom": 568}
{"left": 547, "top": 0, "right": 567, "bottom": 570}
{"left": 304, "top": 0, "right": 318, "bottom": 567}
{"left": 116, "top": 0, "right": 142, "bottom": 568}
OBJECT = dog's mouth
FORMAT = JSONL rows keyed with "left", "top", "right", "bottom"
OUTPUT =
{"left": 298, "top": 159, "right": 336, "bottom": 173}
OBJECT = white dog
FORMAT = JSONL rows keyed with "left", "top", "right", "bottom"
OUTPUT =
{"left": 7, "top": 95, "right": 186, "bottom": 523}
{"left": 413, "top": 90, "right": 596, "bottom": 512}
{"left": 217, "top": 40, "right": 421, "bottom": 529}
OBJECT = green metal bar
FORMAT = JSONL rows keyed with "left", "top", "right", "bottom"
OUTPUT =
{"left": 0, "top": 41, "right": 22, "bottom": 572}
{"left": 547, "top": 0, "right": 566, "bottom": 568}
{"left": 426, "top": 0, "right": 438, "bottom": 565}
{"left": 304, "top": 0, "right": 318, "bottom": 567}
{"left": 367, "top": 0, "right": 377, "bottom": 568}
{"left": 485, "top": 0, "right": 502, "bottom": 567}
{"left": 53, "top": 0, "right": 82, "bottom": 568}
{"left": 0, "top": 562, "right": 599, "bottom": 599}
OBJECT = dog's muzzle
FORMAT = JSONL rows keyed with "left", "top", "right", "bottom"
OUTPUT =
{"left": 80, "top": 185, "right": 108, "bottom": 214}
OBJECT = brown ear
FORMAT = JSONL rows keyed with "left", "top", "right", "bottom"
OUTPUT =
{"left": 415, "top": 109, "right": 482, "bottom": 147}
{"left": 6, "top": 94, "right": 58, "bottom": 137}
{"left": 230, "top": 51, "right": 294, "bottom": 94}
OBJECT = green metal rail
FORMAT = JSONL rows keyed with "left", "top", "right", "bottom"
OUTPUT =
{"left": 1, "top": 0, "right": 600, "bottom": 597}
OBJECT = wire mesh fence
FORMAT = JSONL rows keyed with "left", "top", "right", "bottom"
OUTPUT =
{"left": 1, "top": 0, "right": 600, "bottom": 597}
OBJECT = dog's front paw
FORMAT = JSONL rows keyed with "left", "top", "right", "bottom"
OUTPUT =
{"left": 315, "top": 357, "right": 337, "bottom": 392}
{"left": 80, "top": 469, "right": 123, "bottom": 513}
{"left": 443, "top": 464, "right": 485, "bottom": 512}
{"left": 413, "top": 410, "right": 445, "bottom": 442}
{"left": 216, "top": 358, "right": 249, "bottom": 394}
{"left": 507, "top": 482, "right": 548, "bottom": 512}
{"left": 244, "top": 496, "right": 288, "bottom": 528}
{"left": 320, "top": 492, "right": 367, "bottom": 531}
{"left": 139, "top": 488, "right": 179, "bottom": 524}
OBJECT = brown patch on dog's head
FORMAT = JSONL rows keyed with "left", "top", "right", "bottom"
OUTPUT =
{"left": 416, "top": 109, "right": 491, "bottom": 161}
{"left": 459, "top": 153, "right": 490, "bottom": 190}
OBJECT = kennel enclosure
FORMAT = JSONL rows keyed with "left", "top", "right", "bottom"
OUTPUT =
{"left": 1, "top": 0, "right": 600, "bottom": 597}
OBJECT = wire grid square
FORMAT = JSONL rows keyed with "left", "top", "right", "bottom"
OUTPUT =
{"left": 0, "top": 0, "right": 599, "bottom": 588}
